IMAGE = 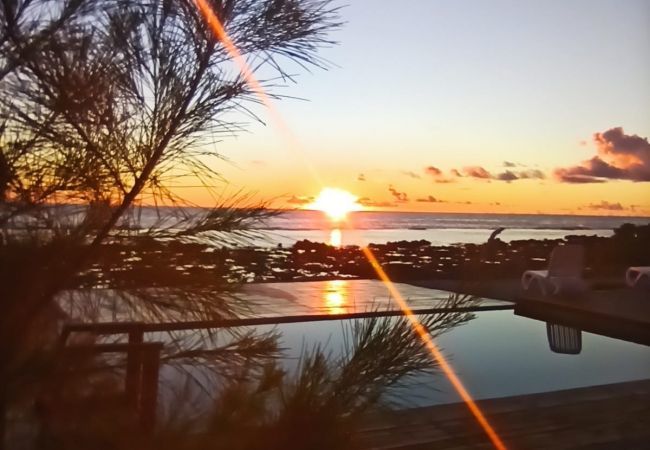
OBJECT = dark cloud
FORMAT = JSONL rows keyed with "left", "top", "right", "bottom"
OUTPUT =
{"left": 553, "top": 172, "right": 606, "bottom": 184}
{"left": 358, "top": 197, "right": 396, "bottom": 208}
{"left": 357, "top": 173, "right": 366, "bottom": 182}
{"left": 495, "top": 169, "right": 546, "bottom": 182}
{"left": 555, "top": 156, "right": 627, "bottom": 183}
{"left": 388, "top": 185, "right": 409, "bottom": 203}
{"left": 503, "top": 161, "right": 517, "bottom": 168}
{"left": 496, "top": 170, "right": 518, "bottom": 182}
{"left": 587, "top": 200, "right": 624, "bottom": 211}
{"left": 424, "top": 165, "right": 455, "bottom": 183}
{"left": 462, "top": 166, "right": 492, "bottom": 179}
{"left": 286, "top": 195, "right": 313, "bottom": 205}
{"left": 416, "top": 195, "right": 445, "bottom": 203}
{"left": 451, "top": 161, "right": 546, "bottom": 183}
{"left": 402, "top": 170, "right": 421, "bottom": 179}
{"left": 454, "top": 166, "right": 547, "bottom": 182}
{"left": 555, "top": 127, "right": 650, "bottom": 183}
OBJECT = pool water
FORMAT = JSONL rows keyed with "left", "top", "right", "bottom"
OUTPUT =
{"left": 144, "top": 280, "right": 648, "bottom": 413}
{"left": 267, "top": 309, "right": 650, "bottom": 407}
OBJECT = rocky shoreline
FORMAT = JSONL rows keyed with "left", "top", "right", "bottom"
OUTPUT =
{"left": 74, "top": 223, "right": 650, "bottom": 289}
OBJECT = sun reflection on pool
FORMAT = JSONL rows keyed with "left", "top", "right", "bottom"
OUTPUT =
{"left": 323, "top": 279, "right": 348, "bottom": 315}
{"left": 329, "top": 228, "right": 342, "bottom": 247}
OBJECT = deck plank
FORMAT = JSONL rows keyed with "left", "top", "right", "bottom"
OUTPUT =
{"left": 358, "top": 380, "right": 650, "bottom": 449}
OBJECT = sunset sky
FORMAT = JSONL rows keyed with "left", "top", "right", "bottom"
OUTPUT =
{"left": 191, "top": 0, "right": 650, "bottom": 216}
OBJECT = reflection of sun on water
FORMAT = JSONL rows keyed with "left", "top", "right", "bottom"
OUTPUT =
{"left": 329, "top": 228, "right": 342, "bottom": 247}
{"left": 323, "top": 279, "right": 348, "bottom": 315}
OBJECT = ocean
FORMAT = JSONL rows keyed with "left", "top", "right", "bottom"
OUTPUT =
{"left": 29, "top": 206, "right": 642, "bottom": 248}
{"left": 211, "top": 210, "right": 650, "bottom": 248}
{"left": 16, "top": 207, "right": 648, "bottom": 247}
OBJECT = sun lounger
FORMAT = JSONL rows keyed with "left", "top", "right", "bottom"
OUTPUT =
{"left": 625, "top": 266, "right": 650, "bottom": 288}
{"left": 521, "top": 244, "right": 586, "bottom": 296}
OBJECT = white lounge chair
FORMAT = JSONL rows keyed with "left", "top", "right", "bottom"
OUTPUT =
{"left": 521, "top": 244, "right": 586, "bottom": 296}
{"left": 625, "top": 266, "right": 650, "bottom": 287}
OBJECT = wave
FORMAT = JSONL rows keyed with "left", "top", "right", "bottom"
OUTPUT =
{"left": 255, "top": 225, "right": 600, "bottom": 231}
{"left": 24, "top": 206, "right": 644, "bottom": 232}
{"left": 260, "top": 211, "right": 649, "bottom": 232}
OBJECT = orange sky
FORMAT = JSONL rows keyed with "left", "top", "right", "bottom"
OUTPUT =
{"left": 177, "top": 165, "right": 650, "bottom": 217}
{"left": 175, "top": 1, "right": 650, "bottom": 218}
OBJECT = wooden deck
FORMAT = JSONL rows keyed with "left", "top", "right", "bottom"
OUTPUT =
{"left": 410, "top": 279, "right": 650, "bottom": 345}
{"left": 358, "top": 379, "right": 650, "bottom": 449}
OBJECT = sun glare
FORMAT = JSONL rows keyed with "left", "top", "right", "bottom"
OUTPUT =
{"left": 323, "top": 279, "right": 348, "bottom": 315}
{"left": 309, "top": 188, "right": 361, "bottom": 222}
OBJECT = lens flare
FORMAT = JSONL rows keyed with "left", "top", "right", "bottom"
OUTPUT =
{"left": 362, "top": 247, "right": 507, "bottom": 450}
{"left": 191, "top": 0, "right": 321, "bottom": 184}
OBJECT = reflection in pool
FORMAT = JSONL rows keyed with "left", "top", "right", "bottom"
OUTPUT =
{"left": 323, "top": 279, "right": 347, "bottom": 314}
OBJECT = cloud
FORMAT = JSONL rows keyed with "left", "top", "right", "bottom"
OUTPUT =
{"left": 286, "top": 195, "right": 313, "bottom": 205}
{"left": 495, "top": 169, "right": 546, "bottom": 182}
{"left": 388, "top": 185, "right": 409, "bottom": 202}
{"left": 425, "top": 166, "right": 442, "bottom": 177}
{"left": 496, "top": 170, "right": 518, "bottom": 182}
{"left": 503, "top": 161, "right": 517, "bottom": 168}
{"left": 587, "top": 200, "right": 624, "bottom": 211}
{"left": 416, "top": 195, "right": 445, "bottom": 203}
{"left": 555, "top": 127, "right": 650, "bottom": 183}
{"left": 357, "top": 173, "right": 366, "bottom": 182}
{"left": 452, "top": 165, "right": 546, "bottom": 182}
{"left": 462, "top": 166, "right": 492, "bottom": 179}
{"left": 250, "top": 160, "right": 267, "bottom": 167}
{"left": 402, "top": 170, "right": 421, "bottom": 179}
{"left": 424, "top": 165, "right": 455, "bottom": 183}
{"left": 358, "top": 197, "right": 396, "bottom": 208}
{"left": 553, "top": 171, "right": 606, "bottom": 184}
{"left": 519, "top": 169, "right": 546, "bottom": 179}
{"left": 555, "top": 156, "right": 626, "bottom": 183}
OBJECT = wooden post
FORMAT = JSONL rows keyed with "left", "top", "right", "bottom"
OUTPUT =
{"left": 0, "top": 387, "right": 5, "bottom": 450}
{"left": 139, "top": 344, "right": 161, "bottom": 435}
{"left": 125, "top": 325, "right": 144, "bottom": 408}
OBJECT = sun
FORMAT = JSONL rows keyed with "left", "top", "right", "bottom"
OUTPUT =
{"left": 308, "top": 187, "right": 362, "bottom": 221}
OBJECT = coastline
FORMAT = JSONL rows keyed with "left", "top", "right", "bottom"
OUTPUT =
{"left": 76, "top": 223, "right": 650, "bottom": 289}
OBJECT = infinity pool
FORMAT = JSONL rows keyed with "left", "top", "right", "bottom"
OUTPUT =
{"left": 150, "top": 280, "right": 650, "bottom": 411}
{"left": 263, "top": 309, "right": 650, "bottom": 407}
